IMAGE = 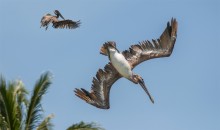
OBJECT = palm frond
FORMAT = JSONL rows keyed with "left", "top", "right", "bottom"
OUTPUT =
{"left": 14, "top": 80, "right": 29, "bottom": 107}
{"left": 0, "top": 113, "right": 8, "bottom": 129}
{"left": 36, "top": 114, "right": 54, "bottom": 130}
{"left": 14, "top": 80, "right": 29, "bottom": 129}
{"left": 0, "top": 76, "right": 21, "bottom": 130}
{"left": 25, "top": 72, "right": 52, "bottom": 130}
{"left": 67, "top": 121, "right": 105, "bottom": 130}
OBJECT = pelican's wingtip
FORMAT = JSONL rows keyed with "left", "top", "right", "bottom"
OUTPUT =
{"left": 100, "top": 46, "right": 108, "bottom": 56}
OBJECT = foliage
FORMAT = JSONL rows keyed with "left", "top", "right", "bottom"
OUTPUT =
{"left": 0, "top": 72, "right": 106, "bottom": 130}
{"left": 37, "top": 114, "right": 54, "bottom": 130}
{"left": 0, "top": 72, "right": 53, "bottom": 130}
{"left": 67, "top": 121, "right": 105, "bottom": 130}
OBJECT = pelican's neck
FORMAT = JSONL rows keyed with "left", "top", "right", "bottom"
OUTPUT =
{"left": 108, "top": 48, "right": 119, "bottom": 60}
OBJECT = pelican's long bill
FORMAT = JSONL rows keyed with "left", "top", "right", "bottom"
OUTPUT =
{"left": 55, "top": 10, "right": 65, "bottom": 20}
{"left": 59, "top": 13, "right": 65, "bottom": 20}
{"left": 138, "top": 80, "right": 154, "bottom": 104}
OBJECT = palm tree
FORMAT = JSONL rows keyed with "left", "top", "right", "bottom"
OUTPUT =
{"left": 0, "top": 72, "right": 53, "bottom": 130}
{"left": 67, "top": 121, "right": 104, "bottom": 130}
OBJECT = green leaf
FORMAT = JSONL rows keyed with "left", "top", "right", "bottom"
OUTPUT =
{"left": 0, "top": 76, "right": 23, "bottom": 130}
{"left": 37, "top": 114, "right": 54, "bottom": 130}
{"left": 25, "top": 72, "right": 52, "bottom": 130}
{"left": 67, "top": 121, "right": 105, "bottom": 130}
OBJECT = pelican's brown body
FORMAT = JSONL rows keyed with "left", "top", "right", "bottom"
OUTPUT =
{"left": 75, "top": 18, "right": 178, "bottom": 109}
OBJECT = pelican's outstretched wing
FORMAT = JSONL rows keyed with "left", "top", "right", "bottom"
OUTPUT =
{"left": 74, "top": 63, "right": 121, "bottom": 109}
{"left": 53, "top": 20, "right": 81, "bottom": 29}
{"left": 122, "top": 18, "right": 178, "bottom": 69}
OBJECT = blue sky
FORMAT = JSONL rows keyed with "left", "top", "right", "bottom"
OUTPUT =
{"left": 0, "top": 0, "right": 219, "bottom": 130}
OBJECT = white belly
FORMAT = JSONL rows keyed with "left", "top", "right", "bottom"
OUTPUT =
{"left": 110, "top": 52, "right": 132, "bottom": 78}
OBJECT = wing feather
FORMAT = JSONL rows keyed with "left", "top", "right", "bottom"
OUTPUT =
{"left": 122, "top": 18, "right": 178, "bottom": 69}
{"left": 74, "top": 63, "right": 121, "bottom": 109}
{"left": 53, "top": 20, "right": 81, "bottom": 29}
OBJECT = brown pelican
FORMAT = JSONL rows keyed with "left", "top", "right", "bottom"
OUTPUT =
{"left": 75, "top": 18, "right": 178, "bottom": 109}
{"left": 40, "top": 10, "right": 80, "bottom": 30}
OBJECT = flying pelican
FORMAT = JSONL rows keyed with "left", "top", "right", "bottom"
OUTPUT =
{"left": 40, "top": 10, "right": 80, "bottom": 30}
{"left": 74, "top": 18, "right": 178, "bottom": 109}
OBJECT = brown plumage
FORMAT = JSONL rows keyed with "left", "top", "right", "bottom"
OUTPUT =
{"left": 123, "top": 19, "right": 177, "bottom": 69}
{"left": 40, "top": 10, "right": 80, "bottom": 30}
{"left": 75, "top": 63, "right": 121, "bottom": 109}
{"left": 75, "top": 18, "right": 178, "bottom": 109}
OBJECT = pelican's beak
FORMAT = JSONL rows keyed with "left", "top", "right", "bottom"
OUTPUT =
{"left": 138, "top": 79, "right": 154, "bottom": 104}
{"left": 54, "top": 10, "right": 65, "bottom": 20}
{"left": 59, "top": 13, "right": 65, "bottom": 20}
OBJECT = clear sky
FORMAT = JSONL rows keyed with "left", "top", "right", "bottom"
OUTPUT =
{"left": 0, "top": 0, "right": 219, "bottom": 130}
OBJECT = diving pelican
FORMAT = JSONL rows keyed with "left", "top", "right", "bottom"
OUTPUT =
{"left": 75, "top": 18, "right": 178, "bottom": 109}
{"left": 40, "top": 10, "right": 80, "bottom": 30}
